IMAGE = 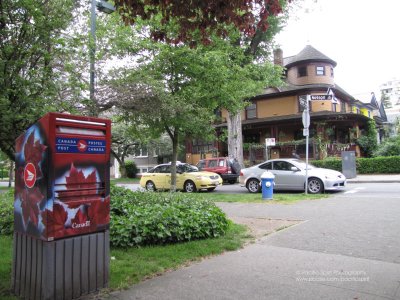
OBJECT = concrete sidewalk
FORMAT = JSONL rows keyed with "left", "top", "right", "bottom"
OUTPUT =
{"left": 346, "top": 174, "right": 400, "bottom": 183}
{"left": 109, "top": 187, "right": 400, "bottom": 300}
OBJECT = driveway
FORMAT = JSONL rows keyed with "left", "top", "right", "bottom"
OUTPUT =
{"left": 114, "top": 183, "right": 400, "bottom": 300}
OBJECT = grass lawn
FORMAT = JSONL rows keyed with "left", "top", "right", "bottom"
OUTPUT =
{"left": 0, "top": 186, "right": 10, "bottom": 192}
{"left": 192, "top": 191, "right": 329, "bottom": 204}
{"left": 111, "top": 177, "right": 140, "bottom": 184}
{"left": 0, "top": 223, "right": 249, "bottom": 298}
{"left": 0, "top": 235, "right": 14, "bottom": 300}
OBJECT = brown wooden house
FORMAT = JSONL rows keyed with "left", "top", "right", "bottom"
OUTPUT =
{"left": 185, "top": 45, "right": 387, "bottom": 165}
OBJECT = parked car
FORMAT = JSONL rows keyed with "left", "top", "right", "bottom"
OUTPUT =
{"left": 196, "top": 157, "right": 241, "bottom": 184}
{"left": 140, "top": 162, "right": 223, "bottom": 192}
{"left": 239, "top": 158, "right": 346, "bottom": 194}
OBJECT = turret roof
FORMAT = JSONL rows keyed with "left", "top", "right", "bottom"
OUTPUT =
{"left": 284, "top": 45, "right": 337, "bottom": 68}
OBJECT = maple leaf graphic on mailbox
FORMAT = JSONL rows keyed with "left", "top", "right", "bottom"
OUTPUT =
{"left": 16, "top": 130, "right": 47, "bottom": 229}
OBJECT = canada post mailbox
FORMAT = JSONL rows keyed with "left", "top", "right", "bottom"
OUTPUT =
{"left": 14, "top": 112, "right": 111, "bottom": 241}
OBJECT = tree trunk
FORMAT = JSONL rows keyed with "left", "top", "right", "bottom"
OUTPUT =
{"left": 111, "top": 150, "right": 127, "bottom": 178}
{"left": 170, "top": 130, "right": 179, "bottom": 192}
{"left": 119, "top": 160, "right": 127, "bottom": 178}
{"left": 8, "top": 161, "right": 14, "bottom": 188}
{"left": 227, "top": 111, "right": 244, "bottom": 168}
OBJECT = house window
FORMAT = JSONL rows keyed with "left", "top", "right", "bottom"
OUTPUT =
{"left": 192, "top": 139, "right": 213, "bottom": 155}
{"left": 243, "top": 133, "right": 260, "bottom": 143}
{"left": 330, "top": 67, "right": 334, "bottom": 77}
{"left": 332, "top": 103, "right": 338, "bottom": 112}
{"left": 246, "top": 103, "right": 257, "bottom": 119}
{"left": 134, "top": 146, "right": 148, "bottom": 157}
{"left": 341, "top": 102, "right": 346, "bottom": 113}
{"left": 298, "top": 66, "right": 307, "bottom": 77}
{"left": 316, "top": 66, "right": 325, "bottom": 76}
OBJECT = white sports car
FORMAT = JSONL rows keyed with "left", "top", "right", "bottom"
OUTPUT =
{"left": 239, "top": 158, "right": 346, "bottom": 194}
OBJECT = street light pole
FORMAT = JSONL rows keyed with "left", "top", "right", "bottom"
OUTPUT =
{"left": 89, "top": 0, "right": 115, "bottom": 116}
{"left": 89, "top": 0, "right": 97, "bottom": 116}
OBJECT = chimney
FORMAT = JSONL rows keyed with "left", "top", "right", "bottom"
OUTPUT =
{"left": 273, "top": 48, "right": 283, "bottom": 66}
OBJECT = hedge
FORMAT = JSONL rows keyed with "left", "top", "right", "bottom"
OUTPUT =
{"left": 312, "top": 156, "right": 400, "bottom": 174}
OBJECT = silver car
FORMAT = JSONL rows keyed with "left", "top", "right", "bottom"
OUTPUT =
{"left": 239, "top": 158, "right": 346, "bottom": 194}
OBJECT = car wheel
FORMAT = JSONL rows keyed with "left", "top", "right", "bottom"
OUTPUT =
{"left": 246, "top": 178, "right": 260, "bottom": 193}
{"left": 308, "top": 177, "right": 324, "bottom": 194}
{"left": 145, "top": 180, "right": 156, "bottom": 191}
{"left": 207, "top": 187, "right": 216, "bottom": 192}
{"left": 184, "top": 180, "right": 197, "bottom": 193}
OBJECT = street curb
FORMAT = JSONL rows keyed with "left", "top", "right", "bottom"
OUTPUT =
{"left": 347, "top": 180, "right": 400, "bottom": 184}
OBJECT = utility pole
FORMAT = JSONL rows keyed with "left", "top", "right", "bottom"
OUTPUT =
{"left": 302, "top": 95, "right": 310, "bottom": 194}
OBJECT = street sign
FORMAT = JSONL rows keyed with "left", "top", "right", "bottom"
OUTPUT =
{"left": 302, "top": 110, "right": 310, "bottom": 128}
{"left": 265, "top": 138, "right": 276, "bottom": 146}
{"left": 310, "top": 95, "right": 333, "bottom": 101}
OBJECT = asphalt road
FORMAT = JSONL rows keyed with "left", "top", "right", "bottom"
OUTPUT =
{"left": 113, "top": 182, "right": 400, "bottom": 300}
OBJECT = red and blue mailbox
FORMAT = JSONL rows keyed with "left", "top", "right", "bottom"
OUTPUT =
{"left": 14, "top": 112, "right": 111, "bottom": 240}
{"left": 13, "top": 113, "right": 111, "bottom": 299}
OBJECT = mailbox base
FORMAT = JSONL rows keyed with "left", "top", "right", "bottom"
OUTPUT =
{"left": 11, "top": 230, "right": 109, "bottom": 300}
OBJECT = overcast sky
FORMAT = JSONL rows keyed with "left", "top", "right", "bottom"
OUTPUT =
{"left": 275, "top": 0, "right": 400, "bottom": 101}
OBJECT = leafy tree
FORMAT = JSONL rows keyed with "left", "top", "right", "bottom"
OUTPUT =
{"left": 111, "top": 0, "right": 292, "bottom": 167}
{"left": 373, "top": 135, "right": 400, "bottom": 157}
{"left": 114, "top": 0, "right": 288, "bottom": 45}
{"left": 0, "top": 151, "right": 12, "bottom": 183}
{"left": 111, "top": 116, "right": 172, "bottom": 177}
{"left": 0, "top": 0, "right": 75, "bottom": 160}
{"left": 108, "top": 29, "right": 285, "bottom": 189}
{"left": 216, "top": 11, "right": 289, "bottom": 166}
{"left": 357, "top": 120, "right": 378, "bottom": 157}
{"left": 111, "top": 120, "right": 140, "bottom": 178}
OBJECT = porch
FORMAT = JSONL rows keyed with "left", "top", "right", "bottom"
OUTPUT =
{"left": 243, "top": 141, "right": 360, "bottom": 166}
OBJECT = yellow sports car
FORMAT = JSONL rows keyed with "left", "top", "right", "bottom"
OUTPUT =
{"left": 140, "top": 163, "right": 223, "bottom": 192}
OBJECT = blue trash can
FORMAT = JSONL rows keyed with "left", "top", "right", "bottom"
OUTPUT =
{"left": 261, "top": 171, "right": 275, "bottom": 200}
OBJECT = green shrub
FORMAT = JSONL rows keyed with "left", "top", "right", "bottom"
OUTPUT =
{"left": 356, "top": 120, "right": 378, "bottom": 157}
{"left": 312, "top": 156, "right": 400, "bottom": 174}
{"left": 311, "top": 158, "right": 342, "bottom": 172}
{"left": 373, "top": 136, "right": 400, "bottom": 157}
{"left": 110, "top": 185, "right": 229, "bottom": 248}
{"left": 124, "top": 161, "right": 138, "bottom": 178}
{"left": 0, "top": 169, "right": 8, "bottom": 178}
{"left": 0, "top": 190, "right": 14, "bottom": 235}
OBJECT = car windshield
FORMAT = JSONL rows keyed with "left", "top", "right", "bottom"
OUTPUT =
{"left": 177, "top": 164, "right": 198, "bottom": 173}
{"left": 293, "top": 160, "right": 317, "bottom": 170}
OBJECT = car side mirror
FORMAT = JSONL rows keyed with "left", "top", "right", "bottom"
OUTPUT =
{"left": 291, "top": 166, "right": 299, "bottom": 172}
